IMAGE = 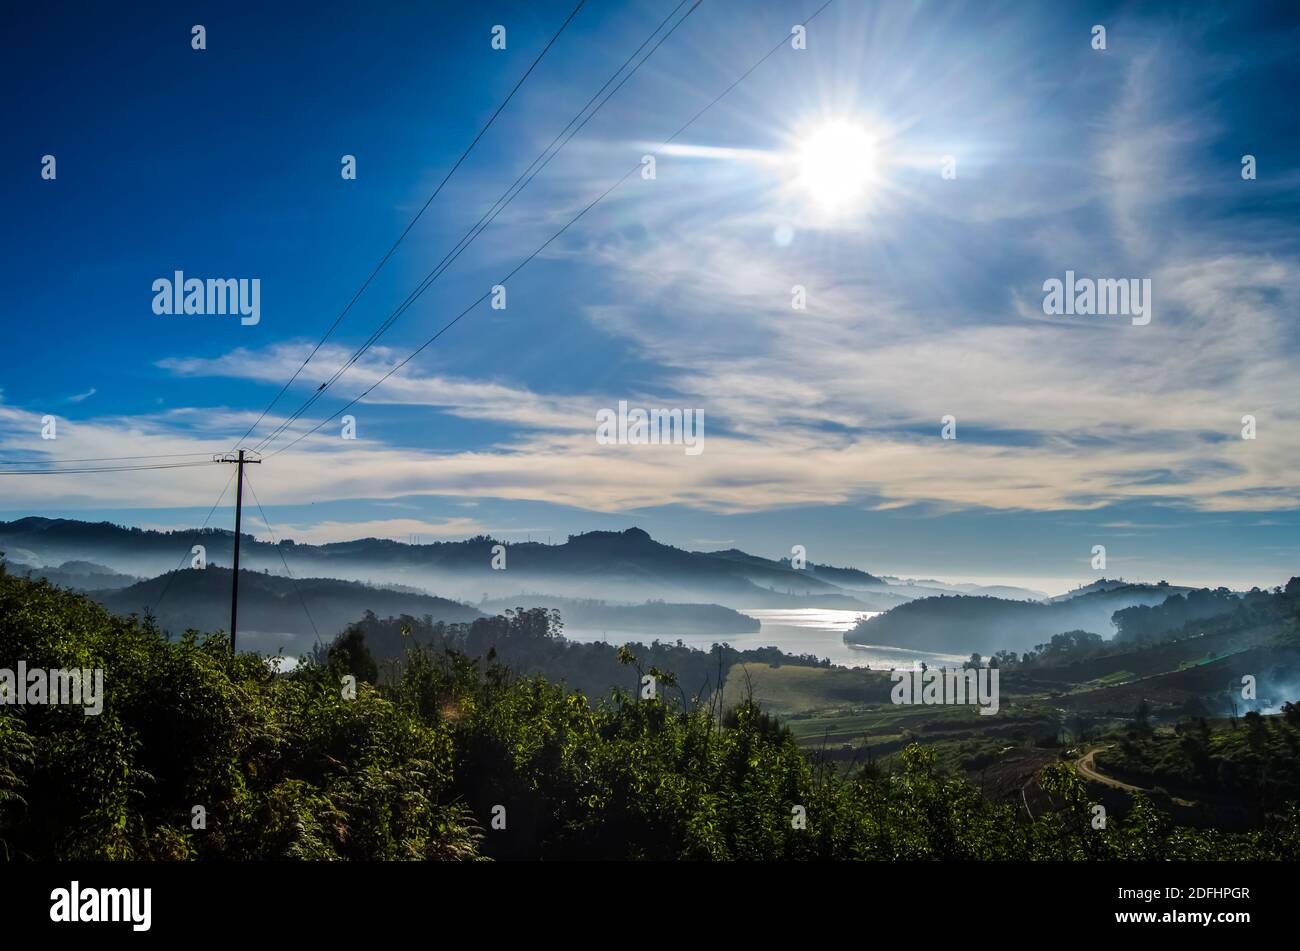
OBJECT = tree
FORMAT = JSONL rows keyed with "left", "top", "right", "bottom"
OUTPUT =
{"left": 328, "top": 623, "right": 379, "bottom": 684}
{"left": 1244, "top": 710, "right": 1267, "bottom": 752}
{"left": 1134, "top": 699, "right": 1152, "bottom": 733}
{"left": 1067, "top": 712, "right": 1088, "bottom": 744}
{"left": 1283, "top": 701, "right": 1300, "bottom": 726}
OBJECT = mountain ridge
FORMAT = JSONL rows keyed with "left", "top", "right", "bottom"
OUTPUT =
{"left": 0, "top": 516, "right": 1061, "bottom": 610}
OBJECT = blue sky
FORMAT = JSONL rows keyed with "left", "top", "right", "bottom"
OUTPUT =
{"left": 3, "top": 0, "right": 1299, "bottom": 592}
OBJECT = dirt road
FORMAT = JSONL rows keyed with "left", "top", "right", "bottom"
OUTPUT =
{"left": 1075, "top": 746, "right": 1196, "bottom": 806}
{"left": 1076, "top": 746, "right": 1146, "bottom": 793}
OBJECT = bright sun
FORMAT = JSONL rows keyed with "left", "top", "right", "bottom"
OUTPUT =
{"left": 796, "top": 121, "right": 879, "bottom": 209}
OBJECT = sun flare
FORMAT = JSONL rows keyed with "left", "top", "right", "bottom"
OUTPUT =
{"left": 795, "top": 121, "right": 879, "bottom": 209}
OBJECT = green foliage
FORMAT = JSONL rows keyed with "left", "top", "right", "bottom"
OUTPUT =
{"left": 1097, "top": 713, "right": 1300, "bottom": 815}
{"left": 1030, "top": 629, "right": 1106, "bottom": 664}
{"left": 339, "top": 608, "right": 824, "bottom": 701}
{"left": 0, "top": 571, "right": 477, "bottom": 860}
{"left": 326, "top": 624, "right": 379, "bottom": 684}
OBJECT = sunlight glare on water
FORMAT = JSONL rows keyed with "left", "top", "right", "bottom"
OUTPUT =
{"left": 564, "top": 607, "right": 965, "bottom": 670}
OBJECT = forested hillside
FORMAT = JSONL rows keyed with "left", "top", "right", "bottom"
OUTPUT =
{"left": 846, "top": 584, "right": 1193, "bottom": 655}
{"left": 91, "top": 567, "right": 482, "bottom": 655}
{"left": 2, "top": 567, "right": 1298, "bottom": 860}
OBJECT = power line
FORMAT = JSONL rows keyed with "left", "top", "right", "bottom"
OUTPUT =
{"left": 250, "top": 0, "right": 700, "bottom": 454}
{"left": 0, "top": 461, "right": 219, "bottom": 475}
{"left": 243, "top": 471, "right": 322, "bottom": 650}
{"left": 235, "top": 0, "right": 589, "bottom": 449}
{"left": 269, "top": 0, "right": 834, "bottom": 457}
{"left": 252, "top": 0, "right": 695, "bottom": 451}
{"left": 0, "top": 451, "right": 218, "bottom": 466}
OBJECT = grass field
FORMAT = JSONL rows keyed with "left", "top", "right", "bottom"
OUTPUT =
{"left": 719, "top": 662, "right": 891, "bottom": 717}
{"left": 721, "top": 662, "right": 1058, "bottom": 756}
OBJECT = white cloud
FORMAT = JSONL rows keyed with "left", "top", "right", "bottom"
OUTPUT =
{"left": 158, "top": 343, "right": 588, "bottom": 432}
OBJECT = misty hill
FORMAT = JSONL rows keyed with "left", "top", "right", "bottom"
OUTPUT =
{"left": 5, "top": 558, "right": 138, "bottom": 590}
{"left": 1047, "top": 578, "right": 1149, "bottom": 603}
{"left": 0, "top": 518, "right": 902, "bottom": 610}
{"left": 846, "top": 582, "right": 1199, "bottom": 655}
{"left": 877, "top": 575, "right": 1049, "bottom": 601}
{"left": 1012, "top": 582, "right": 1299, "bottom": 688}
{"left": 479, "top": 596, "right": 759, "bottom": 635}
{"left": 943, "top": 583, "right": 1051, "bottom": 601}
{"left": 89, "top": 567, "right": 482, "bottom": 656}
{"left": 705, "top": 549, "right": 882, "bottom": 588}
{"left": 1112, "top": 587, "right": 1251, "bottom": 644}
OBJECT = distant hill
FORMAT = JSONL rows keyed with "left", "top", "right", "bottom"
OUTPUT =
{"left": 1020, "top": 590, "right": 1297, "bottom": 691}
{"left": 4, "top": 558, "right": 138, "bottom": 590}
{"left": 0, "top": 519, "right": 903, "bottom": 610}
{"left": 704, "top": 549, "right": 885, "bottom": 588}
{"left": 846, "top": 583, "right": 1200, "bottom": 655}
{"left": 944, "top": 583, "right": 1052, "bottom": 601}
{"left": 1112, "top": 587, "right": 1248, "bottom": 644}
{"left": 1046, "top": 578, "right": 1153, "bottom": 603}
{"left": 90, "top": 567, "right": 482, "bottom": 656}
{"left": 0, "top": 517, "right": 1201, "bottom": 621}
{"left": 877, "top": 576, "right": 1050, "bottom": 602}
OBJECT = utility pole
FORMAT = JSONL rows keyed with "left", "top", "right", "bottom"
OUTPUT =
{"left": 216, "top": 450, "right": 261, "bottom": 653}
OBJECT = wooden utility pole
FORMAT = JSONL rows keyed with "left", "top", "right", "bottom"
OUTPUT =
{"left": 216, "top": 450, "right": 261, "bottom": 652}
